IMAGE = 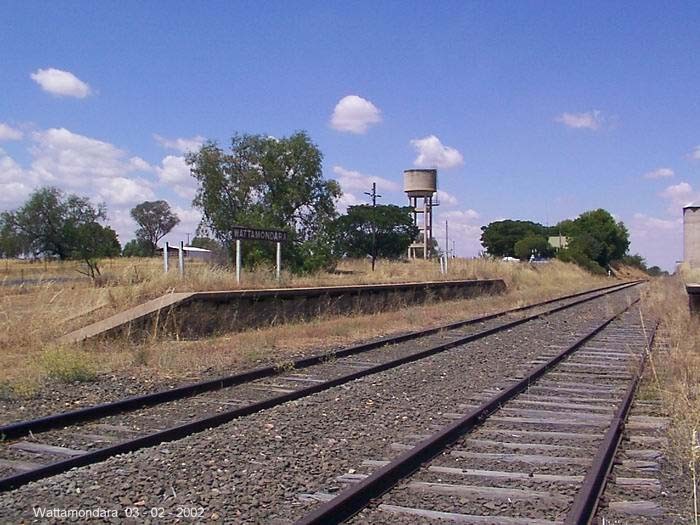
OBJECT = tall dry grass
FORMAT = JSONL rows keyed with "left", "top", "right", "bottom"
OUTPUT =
{"left": 0, "top": 257, "right": 608, "bottom": 397}
{"left": 642, "top": 275, "right": 699, "bottom": 487}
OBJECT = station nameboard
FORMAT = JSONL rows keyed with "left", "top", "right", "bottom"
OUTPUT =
{"left": 232, "top": 226, "right": 288, "bottom": 242}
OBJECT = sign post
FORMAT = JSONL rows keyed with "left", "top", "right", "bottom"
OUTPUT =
{"left": 231, "top": 226, "right": 288, "bottom": 285}
{"left": 235, "top": 240, "right": 241, "bottom": 284}
{"left": 276, "top": 242, "right": 281, "bottom": 281}
{"left": 178, "top": 241, "right": 185, "bottom": 276}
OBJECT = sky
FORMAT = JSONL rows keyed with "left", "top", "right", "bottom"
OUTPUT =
{"left": 2, "top": 1, "right": 700, "bottom": 270}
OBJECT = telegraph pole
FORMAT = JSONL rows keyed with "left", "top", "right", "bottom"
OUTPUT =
{"left": 364, "top": 182, "right": 382, "bottom": 271}
{"left": 445, "top": 219, "right": 449, "bottom": 273}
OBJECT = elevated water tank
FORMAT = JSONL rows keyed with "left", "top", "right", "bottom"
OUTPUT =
{"left": 684, "top": 204, "right": 700, "bottom": 268}
{"left": 404, "top": 169, "right": 437, "bottom": 197}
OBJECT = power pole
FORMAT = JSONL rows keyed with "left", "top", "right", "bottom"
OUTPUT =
{"left": 445, "top": 219, "right": 449, "bottom": 273}
{"left": 364, "top": 182, "right": 382, "bottom": 271}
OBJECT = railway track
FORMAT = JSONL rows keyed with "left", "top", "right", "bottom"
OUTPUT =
{"left": 294, "top": 298, "right": 655, "bottom": 524}
{"left": 0, "top": 280, "right": 640, "bottom": 494}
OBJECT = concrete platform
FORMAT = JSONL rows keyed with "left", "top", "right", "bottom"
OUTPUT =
{"left": 58, "top": 279, "right": 506, "bottom": 344}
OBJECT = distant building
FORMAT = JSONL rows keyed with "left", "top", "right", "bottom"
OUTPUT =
{"left": 157, "top": 245, "right": 213, "bottom": 262}
{"left": 548, "top": 235, "right": 569, "bottom": 250}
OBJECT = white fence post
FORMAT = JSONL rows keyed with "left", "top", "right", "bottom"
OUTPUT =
{"left": 163, "top": 242, "right": 169, "bottom": 273}
{"left": 178, "top": 241, "right": 185, "bottom": 276}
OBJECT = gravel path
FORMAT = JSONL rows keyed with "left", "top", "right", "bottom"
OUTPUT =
{"left": 1, "top": 287, "right": 638, "bottom": 524}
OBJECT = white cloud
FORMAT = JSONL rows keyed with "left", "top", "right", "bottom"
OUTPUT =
{"left": 330, "top": 95, "right": 382, "bottom": 134}
{"left": 632, "top": 213, "right": 679, "bottom": 232}
{"left": 643, "top": 167, "right": 674, "bottom": 179}
{"left": 437, "top": 208, "right": 482, "bottom": 256}
{"left": 30, "top": 68, "right": 92, "bottom": 98}
{"left": 0, "top": 149, "right": 34, "bottom": 206}
{"left": 1, "top": 127, "right": 156, "bottom": 212}
{"left": 0, "top": 126, "right": 206, "bottom": 247}
{"left": 335, "top": 192, "right": 361, "bottom": 214}
{"left": 441, "top": 209, "right": 479, "bottom": 221}
{"left": 660, "top": 181, "right": 700, "bottom": 210}
{"left": 156, "top": 155, "right": 196, "bottom": 199}
{"left": 0, "top": 123, "right": 23, "bottom": 141}
{"left": 688, "top": 145, "right": 700, "bottom": 160}
{"left": 410, "top": 135, "right": 464, "bottom": 169}
{"left": 29, "top": 128, "right": 151, "bottom": 186}
{"left": 98, "top": 177, "right": 154, "bottom": 205}
{"left": 555, "top": 110, "right": 604, "bottom": 130}
{"left": 436, "top": 190, "right": 458, "bottom": 206}
{"left": 154, "top": 134, "right": 205, "bottom": 154}
{"left": 332, "top": 165, "right": 399, "bottom": 194}
{"left": 628, "top": 212, "right": 683, "bottom": 271}
{"left": 162, "top": 206, "right": 203, "bottom": 245}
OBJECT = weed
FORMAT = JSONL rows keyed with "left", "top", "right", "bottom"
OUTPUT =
{"left": 38, "top": 346, "right": 97, "bottom": 383}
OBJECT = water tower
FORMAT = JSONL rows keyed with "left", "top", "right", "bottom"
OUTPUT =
{"left": 684, "top": 204, "right": 700, "bottom": 268}
{"left": 404, "top": 169, "right": 438, "bottom": 259}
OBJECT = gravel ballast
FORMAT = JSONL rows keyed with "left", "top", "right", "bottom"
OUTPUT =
{"left": 1, "top": 287, "right": 641, "bottom": 523}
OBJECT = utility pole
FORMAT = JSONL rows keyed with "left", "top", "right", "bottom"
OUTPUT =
{"left": 445, "top": 219, "right": 449, "bottom": 273}
{"left": 364, "top": 182, "right": 382, "bottom": 271}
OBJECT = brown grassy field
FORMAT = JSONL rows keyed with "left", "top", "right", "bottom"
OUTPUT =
{"left": 0, "top": 257, "right": 609, "bottom": 397}
{"left": 640, "top": 267, "right": 700, "bottom": 495}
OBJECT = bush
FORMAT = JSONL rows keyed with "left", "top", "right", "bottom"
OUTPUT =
{"left": 39, "top": 346, "right": 97, "bottom": 383}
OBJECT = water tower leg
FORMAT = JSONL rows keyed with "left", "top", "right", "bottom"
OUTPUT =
{"left": 423, "top": 197, "right": 428, "bottom": 259}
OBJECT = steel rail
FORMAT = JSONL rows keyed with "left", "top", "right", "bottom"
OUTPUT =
{"left": 0, "top": 280, "right": 639, "bottom": 441}
{"left": 0, "top": 282, "right": 641, "bottom": 492}
{"left": 564, "top": 320, "right": 659, "bottom": 524}
{"left": 293, "top": 299, "right": 642, "bottom": 525}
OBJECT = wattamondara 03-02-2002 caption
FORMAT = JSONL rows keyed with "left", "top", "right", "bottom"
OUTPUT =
{"left": 30, "top": 505, "right": 206, "bottom": 520}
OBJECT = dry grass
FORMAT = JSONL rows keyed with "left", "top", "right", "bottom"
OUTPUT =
{"left": 0, "top": 257, "right": 608, "bottom": 397}
{"left": 641, "top": 274, "right": 700, "bottom": 484}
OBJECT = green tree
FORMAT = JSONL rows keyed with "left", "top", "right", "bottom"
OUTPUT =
{"left": 72, "top": 223, "right": 121, "bottom": 278}
{"left": 2, "top": 187, "right": 104, "bottom": 259}
{"left": 0, "top": 212, "right": 27, "bottom": 257}
{"left": 190, "top": 236, "right": 222, "bottom": 252}
{"left": 1, "top": 187, "right": 120, "bottom": 278}
{"left": 480, "top": 220, "right": 546, "bottom": 257}
{"left": 187, "top": 131, "right": 341, "bottom": 273}
{"left": 514, "top": 235, "right": 553, "bottom": 260}
{"left": 130, "top": 200, "right": 180, "bottom": 256}
{"left": 559, "top": 209, "right": 629, "bottom": 269}
{"left": 620, "top": 253, "right": 647, "bottom": 271}
{"left": 647, "top": 266, "right": 667, "bottom": 277}
{"left": 332, "top": 205, "right": 419, "bottom": 264}
{"left": 122, "top": 238, "right": 152, "bottom": 257}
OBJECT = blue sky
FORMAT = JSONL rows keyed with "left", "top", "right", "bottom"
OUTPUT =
{"left": 2, "top": 1, "right": 700, "bottom": 269}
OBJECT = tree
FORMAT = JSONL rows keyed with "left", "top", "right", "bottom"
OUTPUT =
{"left": 190, "top": 236, "right": 221, "bottom": 252}
{"left": 1, "top": 187, "right": 120, "bottom": 278}
{"left": 0, "top": 212, "right": 26, "bottom": 258}
{"left": 332, "top": 205, "right": 419, "bottom": 263}
{"left": 480, "top": 220, "right": 546, "bottom": 257}
{"left": 514, "top": 235, "right": 553, "bottom": 260}
{"left": 620, "top": 253, "right": 647, "bottom": 270}
{"left": 558, "top": 209, "right": 629, "bottom": 270}
{"left": 130, "top": 200, "right": 180, "bottom": 256}
{"left": 187, "top": 131, "right": 341, "bottom": 273}
{"left": 2, "top": 187, "right": 104, "bottom": 259}
{"left": 72, "top": 223, "right": 121, "bottom": 278}
{"left": 122, "top": 238, "right": 152, "bottom": 257}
